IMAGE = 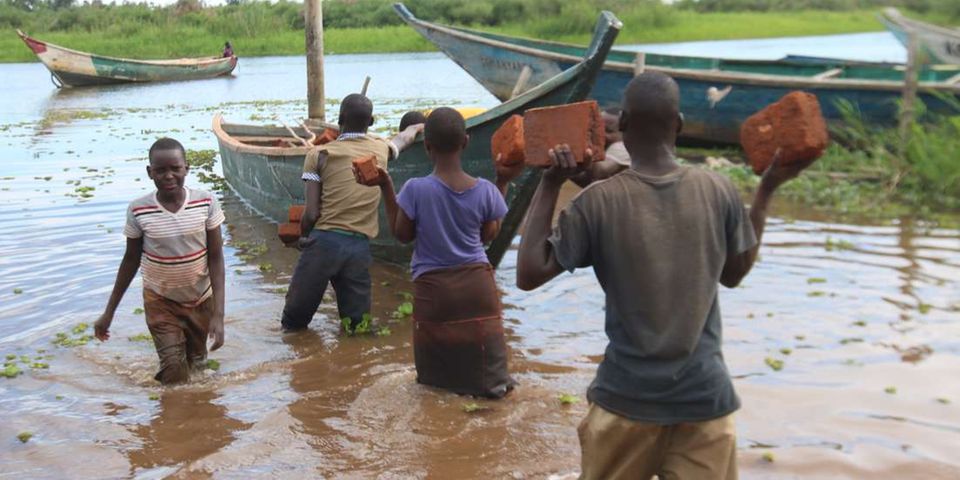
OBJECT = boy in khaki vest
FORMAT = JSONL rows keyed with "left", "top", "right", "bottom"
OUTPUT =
{"left": 281, "top": 94, "right": 405, "bottom": 333}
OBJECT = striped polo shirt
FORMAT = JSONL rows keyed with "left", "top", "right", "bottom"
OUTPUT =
{"left": 123, "top": 187, "right": 225, "bottom": 306}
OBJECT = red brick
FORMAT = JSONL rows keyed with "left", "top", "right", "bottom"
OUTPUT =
{"left": 522, "top": 100, "right": 606, "bottom": 168}
{"left": 288, "top": 204, "right": 306, "bottom": 223}
{"left": 352, "top": 154, "right": 380, "bottom": 184}
{"left": 278, "top": 222, "right": 300, "bottom": 244}
{"left": 491, "top": 114, "right": 525, "bottom": 166}
{"left": 740, "top": 91, "right": 829, "bottom": 175}
{"left": 313, "top": 127, "right": 338, "bottom": 145}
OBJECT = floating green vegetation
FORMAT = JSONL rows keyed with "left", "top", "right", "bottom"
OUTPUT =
{"left": 884, "top": 386, "right": 897, "bottom": 395}
{"left": 937, "top": 397, "right": 951, "bottom": 404}
{"left": 341, "top": 313, "right": 373, "bottom": 336}
{"left": 376, "top": 327, "right": 391, "bottom": 337}
{"left": 5, "top": 354, "right": 15, "bottom": 361}
{"left": 398, "top": 291, "right": 414, "bottom": 302}
{"left": 128, "top": 333, "right": 152, "bottom": 343}
{"left": 825, "top": 237, "right": 855, "bottom": 252}
{"left": 918, "top": 303, "right": 932, "bottom": 314}
{"left": 133, "top": 307, "right": 144, "bottom": 315}
{"left": 55, "top": 395, "right": 64, "bottom": 400}
{"left": 807, "top": 291, "right": 826, "bottom": 298}
{"left": 205, "top": 359, "right": 220, "bottom": 371}
{"left": 380, "top": 281, "right": 391, "bottom": 287}
{"left": 392, "top": 302, "right": 413, "bottom": 320}
{"left": 13, "top": 288, "right": 23, "bottom": 294}
{"left": 852, "top": 320, "right": 867, "bottom": 327}
{"left": 839, "top": 337, "right": 864, "bottom": 345}
{"left": 462, "top": 402, "right": 489, "bottom": 413}
{"left": 558, "top": 393, "right": 580, "bottom": 405}
{"left": 30, "top": 362, "right": 49, "bottom": 369}
{"left": 779, "top": 348, "right": 792, "bottom": 356}
{"left": 148, "top": 393, "right": 160, "bottom": 401}
{"left": 762, "top": 452, "right": 775, "bottom": 463}
{"left": 807, "top": 277, "right": 827, "bottom": 284}
{"left": 186, "top": 149, "right": 228, "bottom": 192}
{"left": 2, "top": 364, "right": 22, "bottom": 378}
{"left": 764, "top": 357, "right": 784, "bottom": 372}
{"left": 842, "top": 359, "right": 864, "bottom": 367}
{"left": 16, "top": 432, "right": 32, "bottom": 443}
{"left": 39, "top": 109, "right": 112, "bottom": 129}
{"left": 258, "top": 263, "right": 274, "bottom": 273}
{"left": 52, "top": 324, "right": 93, "bottom": 348}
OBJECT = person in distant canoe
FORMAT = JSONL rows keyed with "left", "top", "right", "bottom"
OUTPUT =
{"left": 222, "top": 42, "right": 234, "bottom": 58}
{"left": 280, "top": 94, "right": 417, "bottom": 334}
{"left": 355, "top": 107, "right": 521, "bottom": 398}
{"left": 516, "top": 72, "right": 816, "bottom": 479}
{"left": 94, "top": 137, "right": 226, "bottom": 385}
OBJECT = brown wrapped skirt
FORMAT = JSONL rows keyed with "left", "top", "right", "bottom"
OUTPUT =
{"left": 413, "top": 263, "right": 515, "bottom": 398}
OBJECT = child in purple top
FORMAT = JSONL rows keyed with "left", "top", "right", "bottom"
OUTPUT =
{"left": 355, "top": 107, "right": 523, "bottom": 398}
{"left": 396, "top": 175, "right": 507, "bottom": 278}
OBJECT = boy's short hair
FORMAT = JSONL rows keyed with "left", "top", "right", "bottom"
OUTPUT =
{"left": 149, "top": 137, "right": 186, "bottom": 162}
{"left": 424, "top": 107, "right": 466, "bottom": 154}
{"left": 399, "top": 111, "right": 427, "bottom": 132}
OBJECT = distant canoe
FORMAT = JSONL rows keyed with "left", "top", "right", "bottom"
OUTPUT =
{"left": 395, "top": 3, "right": 960, "bottom": 145}
{"left": 880, "top": 8, "right": 960, "bottom": 65}
{"left": 16, "top": 30, "right": 237, "bottom": 88}
{"left": 213, "top": 11, "right": 620, "bottom": 267}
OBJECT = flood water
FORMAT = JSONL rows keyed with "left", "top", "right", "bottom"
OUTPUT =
{"left": 1, "top": 34, "right": 959, "bottom": 479}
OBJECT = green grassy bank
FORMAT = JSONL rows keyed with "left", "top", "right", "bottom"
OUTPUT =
{"left": 0, "top": 7, "right": 935, "bottom": 63}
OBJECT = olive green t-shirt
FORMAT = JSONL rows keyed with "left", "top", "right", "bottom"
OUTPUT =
{"left": 548, "top": 165, "right": 757, "bottom": 423}
{"left": 301, "top": 134, "right": 392, "bottom": 239}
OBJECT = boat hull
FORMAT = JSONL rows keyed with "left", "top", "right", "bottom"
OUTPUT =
{"left": 17, "top": 30, "right": 237, "bottom": 88}
{"left": 214, "top": 11, "right": 620, "bottom": 267}
{"left": 881, "top": 8, "right": 960, "bottom": 65}
{"left": 395, "top": 4, "right": 960, "bottom": 145}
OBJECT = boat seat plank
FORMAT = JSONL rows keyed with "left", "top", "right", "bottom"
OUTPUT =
{"left": 813, "top": 68, "right": 844, "bottom": 80}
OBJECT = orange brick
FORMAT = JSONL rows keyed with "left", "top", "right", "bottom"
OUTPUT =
{"left": 288, "top": 204, "right": 306, "bottom": 223}
{"left": 278, "top": 222, "right": 301, "bottom": 244}
{"left": 522, "top": 100, "right": 606, "bottom": 168}
{"left": 740, "top": 91, "right": 829, "bottom": 175}
{"left": 352, "top": 154, "right": 380, "bottom": 184}
{"left": 491, "top": 114, "right": 525, "bottom": 166}
{"left": 313, "top": 127, "right": 338, "bottom": 145}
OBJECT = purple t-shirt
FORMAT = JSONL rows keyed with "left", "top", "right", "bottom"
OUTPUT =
{"left": 397, "top": 175, "right": 508, "bottom": 278}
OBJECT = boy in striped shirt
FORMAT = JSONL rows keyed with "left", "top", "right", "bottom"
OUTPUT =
{"left": 94, "top": 138, "right": 226, "bottom": 384}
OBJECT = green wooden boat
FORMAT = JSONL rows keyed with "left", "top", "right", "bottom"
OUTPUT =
{"left": 17, "top": 29, "right": 237, "bottom": 88}
{"left": 395, "top": 3, "right": 960, "bottom": 145}
{"left": 213, "top": 11, "right": 620, "bottom": 267}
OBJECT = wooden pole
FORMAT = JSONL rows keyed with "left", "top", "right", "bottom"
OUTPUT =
{"left": 360, "top": 76, "right": 371, "bottom": 96}
{"left": 305, "top": 0, "right": 324, "bottom": 123}
{"left": 900, "top": 30, "right": 919, "bottom": 142}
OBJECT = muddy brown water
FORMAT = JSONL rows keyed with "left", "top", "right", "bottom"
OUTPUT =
{"left": 1, "top": 50, "right": 959, "bottom": 479}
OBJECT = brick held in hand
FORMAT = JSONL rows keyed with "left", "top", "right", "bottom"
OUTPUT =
{"left": 313, "top": 127, "right": 338, "bottom": 145}
{"left": 352, "top": 154, "right": 380, "bottom": 184}
{"left": 278, "top": 222, "right": 301, "bottom": 244}
{"left": 288, "top": 204, "right": 306, "bottom": 223}
{"left": 522, "top": 100, "right": 606, "bottom": 168}
{"left": 491, "top": 114, "right": 525, "bottom": 166}
{"left": 740, "top": 91, "right": 829, "bottom": 175}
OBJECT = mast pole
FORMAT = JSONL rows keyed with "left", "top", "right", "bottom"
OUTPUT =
{"left": 305, "top": 0, "right": 325, "bottom": 124}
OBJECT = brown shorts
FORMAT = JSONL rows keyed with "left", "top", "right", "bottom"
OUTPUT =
{"left": 144, "top": 289, "right": 213, "bottom": 384}
{"left": 578, "top": 403, "right": 738, "bottom": 480}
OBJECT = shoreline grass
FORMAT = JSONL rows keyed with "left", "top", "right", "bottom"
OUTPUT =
{"left": 1, "top": 9, "right": 895, "bottom": 64}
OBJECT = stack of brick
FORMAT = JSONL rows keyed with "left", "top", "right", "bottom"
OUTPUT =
{"left": 740, "top": 91, "right": 829, "bottom": 175}
{"left": 352, "top": 154, "right": 380, "bottom": 184}
{"left": 278, "top": 205, "right": 305, "bottom": 244}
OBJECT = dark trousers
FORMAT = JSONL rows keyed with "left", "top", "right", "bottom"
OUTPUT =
{"left": 281, "top": 230, "right": 372, "bottom": 330}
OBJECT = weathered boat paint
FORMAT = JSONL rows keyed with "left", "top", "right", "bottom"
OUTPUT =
{"left": 214, "top": 11, "right": 621, "bottom": 267}
{"left": 17, "top": 30, "right": 237, "bottom": 88}
{"left": 395, "top": 3, "right": 960, "bottom": 145}
{"left": 880, "top": 8, "right": 960, "bottom": 65}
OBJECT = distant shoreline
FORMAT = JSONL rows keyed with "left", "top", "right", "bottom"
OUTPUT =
{"left": 1, "top": 9, "right": 893, "bottom": 64}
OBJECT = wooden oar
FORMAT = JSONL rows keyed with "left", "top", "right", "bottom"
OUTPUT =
{"left": 278, "top": 120, "right": 311, "bottom": 147}
{"left": 361, "top": 76, "right": 371, "bottom": 96}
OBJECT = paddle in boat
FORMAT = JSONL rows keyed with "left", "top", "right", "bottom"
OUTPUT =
{"left": 17, "top": 29, "right": 237, "bottom": 88}
{"left": 394, "top": 3, "right": 960, "bottom": 146}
